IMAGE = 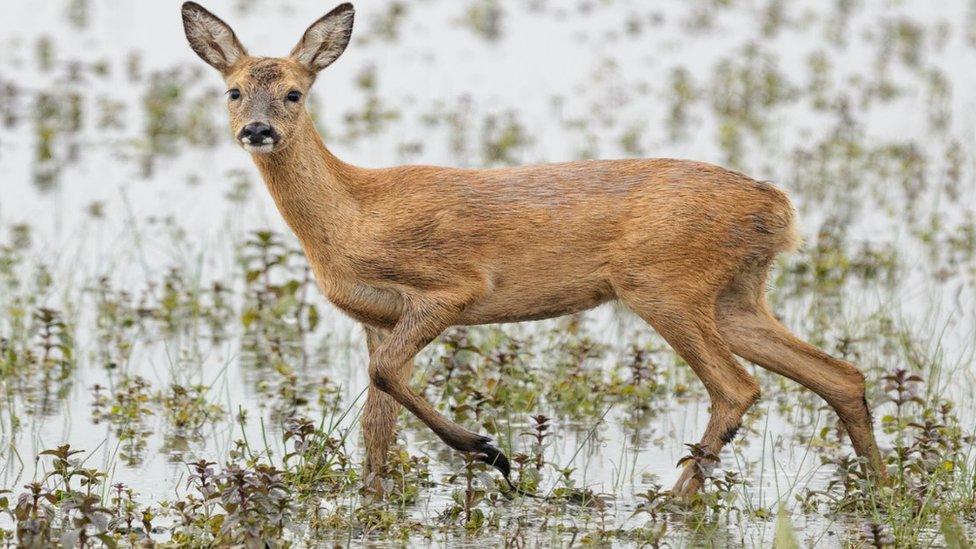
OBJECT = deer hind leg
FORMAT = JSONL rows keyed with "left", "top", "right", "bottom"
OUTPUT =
{"left": 714, "top": 269, "right": 886, "bottom": 478}
{"left": 362, "top": 326, "right": 406, "bottom": 496}
{"left": 367, "top": 297, "right": 511, "bottom": 481}
{"left": 621, "top": 290, "right": 761, "bottom": 499}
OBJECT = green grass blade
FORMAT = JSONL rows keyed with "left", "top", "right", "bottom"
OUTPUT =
{"left": 774, "top": 504, "right": 802, "bottom": 549}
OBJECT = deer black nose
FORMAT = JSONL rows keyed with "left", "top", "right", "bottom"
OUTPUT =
{"left": 238, "top": 122, "right": 279, "bottom": 144}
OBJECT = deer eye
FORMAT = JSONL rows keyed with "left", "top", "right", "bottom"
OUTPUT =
{"left": 286, "top": 90, "right": 302, "bottom": 103}
{"left": 228, "top": 89, "right": 241, "bottom": 101}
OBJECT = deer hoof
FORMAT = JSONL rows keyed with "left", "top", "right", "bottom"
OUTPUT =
{"left": 473, "top": 436, "right": 511, "bottom": 478}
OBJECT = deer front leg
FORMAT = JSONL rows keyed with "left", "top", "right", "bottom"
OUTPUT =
{"left": 367, "top": 298, "right": 511, "bottom": 481}
{"left": 362, "top": 325, "right": 406, "bottom": 496}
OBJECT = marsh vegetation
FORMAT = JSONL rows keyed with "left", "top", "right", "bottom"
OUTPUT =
{"left": 1, "top": 0, "right": 975, "bottom": 546}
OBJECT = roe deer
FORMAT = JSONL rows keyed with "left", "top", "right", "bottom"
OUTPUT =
{"left": 182, "top": 1, "right": 886, "bottom": 498}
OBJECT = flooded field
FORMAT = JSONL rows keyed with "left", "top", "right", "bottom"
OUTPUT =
{"left": 1, "top": 0, "right": 975, "bottom": 546}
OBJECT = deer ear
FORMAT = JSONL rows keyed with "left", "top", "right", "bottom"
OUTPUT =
{"left": 290, "top": 3, "right": 355, "bottom": 73}
{"left": 182, "top": 2, "right": 248, "bottom": 74}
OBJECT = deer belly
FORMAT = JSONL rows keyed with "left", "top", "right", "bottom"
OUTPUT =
{"left": 459, "top": 275, "right": 615, "bottom": 325}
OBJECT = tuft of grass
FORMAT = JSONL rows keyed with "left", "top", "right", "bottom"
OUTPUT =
{"left": 773, "top": 504, "right": 801, "bottom": 549}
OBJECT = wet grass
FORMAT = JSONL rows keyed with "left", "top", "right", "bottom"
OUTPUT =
{"left": 2, "top": 0, "right": 976, "bottom": 546}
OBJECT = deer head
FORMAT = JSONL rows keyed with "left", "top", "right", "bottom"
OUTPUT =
{"left": 181, "top": 2, "right": 355, "bottom": 154}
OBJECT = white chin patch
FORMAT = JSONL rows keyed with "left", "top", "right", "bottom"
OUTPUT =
{"left": 242, "top": 142, "right": 275, "bottom": 154}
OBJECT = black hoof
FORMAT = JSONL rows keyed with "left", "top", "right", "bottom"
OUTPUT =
{"left": 473, "top": 436, "right": 511, "bottom": 479}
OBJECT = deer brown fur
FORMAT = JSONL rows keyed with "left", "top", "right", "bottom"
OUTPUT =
{"left": 182, "top": 1, "right": 886, "bottom": 498}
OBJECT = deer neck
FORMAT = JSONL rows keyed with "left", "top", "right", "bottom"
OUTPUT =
{"left": 250, "top": 117, "right": 358, "bottom": 254}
